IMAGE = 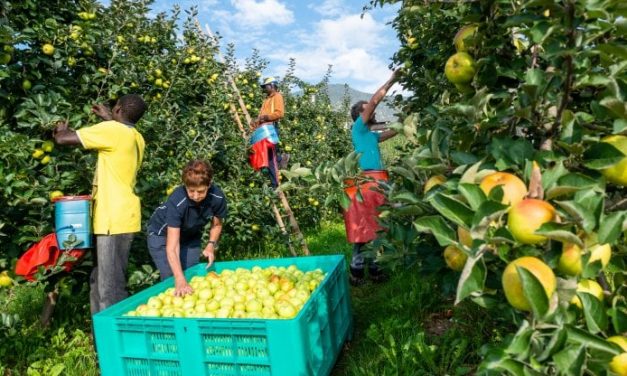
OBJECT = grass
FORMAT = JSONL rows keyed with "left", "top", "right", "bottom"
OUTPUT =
{"left": 1, "top": 220, "right": 506, "bottom": 375}
{"left": 303, "top": 220, "right": 505, "bottom": 376}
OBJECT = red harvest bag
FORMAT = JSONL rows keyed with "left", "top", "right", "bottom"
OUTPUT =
{"left": 249, "top": 138, "right": 275, "bottom": 171}
{"left": 343, "top": 171, "right": 389, "bottom": 244}
{"left": 15, "top": 233, "right": 85, "bottom": 281}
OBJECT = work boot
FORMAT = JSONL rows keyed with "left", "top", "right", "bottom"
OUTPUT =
{"left": 349, "top": 267, "right": 365, "bottom": 286}
{"left": 369, "top": 265, "right": 388, "bottom": 284}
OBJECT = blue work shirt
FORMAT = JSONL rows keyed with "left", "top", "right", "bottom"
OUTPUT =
{"left": 351, "top": 115, "right": 382, "bottom": 170}
{"left": 147, "top": 185, "right": 227, "bottom": 242}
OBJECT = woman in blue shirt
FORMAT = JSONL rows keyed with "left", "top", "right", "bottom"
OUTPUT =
{"left": 346, "top": 69, "right": 400, "bottom": 285}
{"left": 147, "top": 160, "right": 227, "bottom": 296}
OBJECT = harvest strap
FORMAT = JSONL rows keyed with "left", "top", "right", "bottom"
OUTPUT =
{"left": 250, "top": 123, "right": 279, "bottom": 145}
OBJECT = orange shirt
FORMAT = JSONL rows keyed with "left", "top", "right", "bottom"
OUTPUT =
{"left": 258, "top": 92, "right": 284, "bottom": 123}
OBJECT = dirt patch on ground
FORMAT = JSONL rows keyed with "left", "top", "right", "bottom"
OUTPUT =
{"left": 424, "top": 309, "right": 454, "bottom": 337}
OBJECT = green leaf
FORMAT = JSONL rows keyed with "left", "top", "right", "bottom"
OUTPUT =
{"left": 534, "top": 222, "right": 583, "bottom": 246}
{"left": 517, "top": 266, "right": 549, "bottom": 317}
{"left": 553, "top": 345, "right": 585, "bottom": 376}
{"left": 49, "top": 364, "right": 65, "bottom": 376}
{"left": 559, "top": 110, "right": 582, "bottom": 144}
{"left": 505, "top": 320, "right": 533, "bottom": 357}
{"left": 492, "top": 227, "right": 515, "bottom": 244}
{"left": 413, "top": 215, "right": 456, "bottom": 246}
{"left": 429, "top": 194, "right": 474, "bottom": 228}
{"left": 545, "top": 173, "right": 600, "bottom": 200}
{"left": 471, "top": 200, "right": 509, "bottom": 238}
{"left": 450, "top": 151, "right": 479, "bottom": 165}
{"left": 597, "top": 211, "right": 626, "bottom": 244}
{"left": 554, "top": 200, "right": 597, "bottom": 233}
{"left": 394, "top": 204, "right": 426, "bottom": 216}
{"left": 566, "top": 325, "right": 621, "bottom": 355}
{"left": 390, "top": 166, "right": 416, "bottom": 181}
{"left": 339, "top": 192, "right": 351, "bottom": 210}
{"left": 600, "top": 96, "right": 627, "bottom": 119}
{"left": 608, "top": 305, "right": 627, "bottom": 333}
{"left": 579, "top": 292, "right": 608, "bottom": 334}
{"left": 541, "top": 161, "right": 570, "bottom": 191}
{"left": 481, "top": 357, "right": 526, "bottom": 375}
{"left": 537, "top": 327, "right": 568, "bottom": 362}
{"left": 391, "top": 192, "right": 421, "bottom": 205}
{"left": 614, "top": 119, "right": 627, "bottom": 133}
{"left": 575, "top": 189, "right": 604, "bottom": 228}
{"left": 29, "top": 197, "right": 47, "bottom": 205}
{"left": 460, "top": 160, "right": 491, "bottom": 184}
{"left": 471, "top": 200, "right": 508, "bottom": 227}
{"left": 458, "top": 183, "right": 486, "bottom": 211}
{"left": 455, "top": 253, "right": 486, "bottom": 304}
{"left": 583, "top": 142, "right": 625, "bottom": 169}
{"left": 488, "top": 138, "right": 535, "bottom": 170}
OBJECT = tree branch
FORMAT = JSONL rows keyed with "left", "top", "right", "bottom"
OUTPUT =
{"left": 551, "top": 1, "right": 576, "bottom": 137}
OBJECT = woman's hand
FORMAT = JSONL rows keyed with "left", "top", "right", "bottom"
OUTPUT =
{"left": 174, "top": 276, "right": 193, "bottom": 296}
{"left": 203, "top": 244, "right": 216, "bottom": 269}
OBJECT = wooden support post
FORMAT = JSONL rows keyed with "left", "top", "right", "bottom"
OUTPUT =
{"left": 271, "top": 202, "right": 296, "bottom": 256}
{"left": 277, "top": 190, "right": 310, "bottom": 255}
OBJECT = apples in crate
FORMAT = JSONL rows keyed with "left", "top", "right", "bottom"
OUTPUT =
{"left": 125, "top": 265, "right": 326, "bottom": 319}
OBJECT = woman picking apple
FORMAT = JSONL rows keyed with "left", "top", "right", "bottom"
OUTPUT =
{"left": 146, "top": 160, "right": 227, "bottom": 296}
{"left": 345, "top": 69, "right": 400, "bottom": 285}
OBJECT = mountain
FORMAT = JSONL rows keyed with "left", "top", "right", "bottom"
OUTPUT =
{"left": 324, "top": 83, "right": 398, "bottom": 122}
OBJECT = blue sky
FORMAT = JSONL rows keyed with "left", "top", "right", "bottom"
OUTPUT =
{"left": 143, "top": 0, "right": 402, "bottom": 93}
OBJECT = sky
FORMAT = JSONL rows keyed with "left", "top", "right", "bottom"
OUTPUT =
{"left": 143, "top": 0, "right": 402, "bottom": 93}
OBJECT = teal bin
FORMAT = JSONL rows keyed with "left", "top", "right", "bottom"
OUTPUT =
{"left": 93, "top": 255, "right": 353, "bottom": 376}
{"left": 54, "top": 195, "right": 92, "bottom": 250}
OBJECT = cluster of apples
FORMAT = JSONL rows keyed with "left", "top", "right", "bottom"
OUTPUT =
{"left": 125, "top": 265, "right": 326, "bottom": 320}
{"left": 444, "top": 25, "right": 478, "bottom": 93}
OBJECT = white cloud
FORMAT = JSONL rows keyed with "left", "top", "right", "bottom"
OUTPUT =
{"left": 307, "top": 0, "right": 348, "bottom": 17}
{"left": 230, "top": 0, "right": 294, "bottom": 28}
{"left": 268, "top": 13, "right": 396, "bottom": 92}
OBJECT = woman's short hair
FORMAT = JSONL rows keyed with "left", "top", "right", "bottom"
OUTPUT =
{"left": 350, "top": 100, "right": 368, "bottom": 121}
{"left": 182, "top": 159, "right": 213, "bottom": 187}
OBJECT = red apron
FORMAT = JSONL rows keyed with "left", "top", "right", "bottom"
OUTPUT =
{"left": 249, "top": 138, "right": 275, "bottom": 171}
{"left": 343, "top": 170, "right": 389, "bottom": 243}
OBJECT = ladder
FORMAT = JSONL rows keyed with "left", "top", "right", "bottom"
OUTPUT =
{"left": 195, "top": 20, "right": 309, "bottom": 256}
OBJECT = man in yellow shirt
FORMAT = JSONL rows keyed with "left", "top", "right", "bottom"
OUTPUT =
{"left": 53, "top": 94, "right": 146, "bottom": 314}
{"left": 249, "top": 76, "right": 286, "bottom": 187}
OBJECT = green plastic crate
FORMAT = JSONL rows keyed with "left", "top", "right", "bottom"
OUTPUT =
{"left": 93, "top": 255, "right": 353, "bottom": 376}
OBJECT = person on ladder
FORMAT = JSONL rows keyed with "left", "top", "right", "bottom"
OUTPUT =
{"left": 249, "top": 76, "right": 286, "bottom": 188}
{"left": 345, "top": 69, "right": 400, "bottom": 285}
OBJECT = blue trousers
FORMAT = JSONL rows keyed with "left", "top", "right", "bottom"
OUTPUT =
{"left": 350, "top": 243, "right": 382, "bottom": 278}
{"left": 147, "top": 234, "right": 201, "bottom": 281}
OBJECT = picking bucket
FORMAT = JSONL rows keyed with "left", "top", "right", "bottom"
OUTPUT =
{"left": 54, "top": 195, "right": 92, "bottom": 250}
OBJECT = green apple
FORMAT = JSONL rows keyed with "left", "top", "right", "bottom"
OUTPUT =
{"left": 444, "top": 52, "right": 476, "bottom": 84}
{"left": 453, "top": 25, "right": 478, "bottom": 52}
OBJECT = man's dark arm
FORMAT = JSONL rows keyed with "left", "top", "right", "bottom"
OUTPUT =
{"left": 53, "top": 121, "right": 81, "bottom": 146}
{"left": 361, "top": 69, "right": 401, "bottom": 124}
{"left": 378, "top": 130, "right": 397, "bottom": 142}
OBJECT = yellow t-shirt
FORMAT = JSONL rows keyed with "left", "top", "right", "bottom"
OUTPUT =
{"left": 76, "top": 121, "right": 145, "bottom": 235}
